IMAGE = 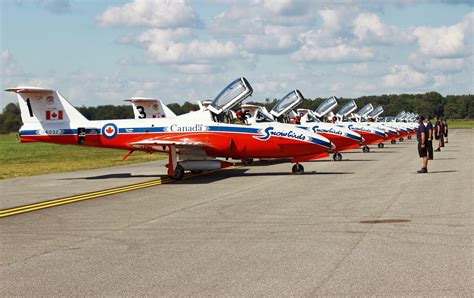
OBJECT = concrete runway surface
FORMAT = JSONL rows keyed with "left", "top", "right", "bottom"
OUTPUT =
{"left": 1, "top": 129, "right": 472, "bottom": 296}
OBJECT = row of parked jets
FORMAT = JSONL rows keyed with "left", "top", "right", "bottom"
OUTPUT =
{"left": 6, "top": 77, "right": 418, "bottom": 180}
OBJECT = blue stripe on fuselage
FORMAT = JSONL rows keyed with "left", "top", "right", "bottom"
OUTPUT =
{"left": 309, "top": 137, "right": 331, "bottom": 148}
{"left": 118, "top": 127, "right": 166, "bottom": 133}
{"left": 207, "top": 125, "right": 260, "bottom": 134}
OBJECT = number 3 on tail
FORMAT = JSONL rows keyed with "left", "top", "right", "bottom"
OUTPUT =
{"left": 137, "top": 106, "right": 146, "bottom": 118}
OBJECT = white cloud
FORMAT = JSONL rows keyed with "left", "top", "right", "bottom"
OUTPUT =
{"left": 121, "top": 28, "right": 252, "bottom": 72}
{"left": 382, "top": 64, "right": 430, "bottom": 88}
{"left": 412, "top": 55, "right": 467, "bottom": 73}
{"left": 96, "top": 0, "right": 200, "bottom": 28}
{"left": 319, "top": 9, "right": 343, "bottom": 33}
{"left": 291, "top": 30, "right": 376, "bottom": 63}
{"left": 354, "top": 13, "right": 414, "bottom": 44}
{"left": 261, "top": 0, "right": 310, "bottom": 16}
{"left": 147, "top": 37, "right": 240, "bottom": 64}
{"left": 171, "top": 64, "right": 223, "bottom": 74}
{"left": 412, "top": 12, "right": 473, "bottom": 58}
{"left": 243, "top": 25, "right": 302, "bottom": 54}
{"left": 413, "top": 25, "right": 466, "bottom": 58}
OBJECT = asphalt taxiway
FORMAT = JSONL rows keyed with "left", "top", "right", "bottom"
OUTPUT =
{"left": 1, "top": 129, "right": 472, "bottom": 296}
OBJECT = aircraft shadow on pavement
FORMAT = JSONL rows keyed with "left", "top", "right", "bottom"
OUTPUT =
{"left": 251, "top": 159, "right": 290, "bottom": 167}
{"left": 342, "top": 150, "right": 399, "bottom": 154}
{"left": 310, "top": 159, "right": 376, "bottom": 162}
{"left": 367, "top": 150, "right": 399, "bottom": 154}
{"left": 175, "top": 168, "right": 355, "bottom": 184}
{"left": 61, "top": 173, "right": 165, "bottom": 180}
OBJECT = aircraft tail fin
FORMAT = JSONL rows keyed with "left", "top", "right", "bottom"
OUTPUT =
{"left": 125, "top": 97, "right": 177, "bottom": 119}
{"left": 5, "top": 86, "right": 89, "bottom": 126}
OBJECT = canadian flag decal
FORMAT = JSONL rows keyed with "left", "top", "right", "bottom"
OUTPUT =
{"left": 46, "top": 110, "right": 63, "bottom": 120}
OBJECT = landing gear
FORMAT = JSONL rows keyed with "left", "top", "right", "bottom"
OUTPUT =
{"left": 377, "top": 143, "right": 385, "bottom": 148}
{"left": 362, "top": 146, "right": 370, "bottom": 153}
{"left": 171, "top": 165, "right": 185, "bottom": 180}
{"left": 399, "top": 137, "right": 404, "bottom": 142}
{"left": 292, "top": 163, "right": 304, "bottom": 175}
{"left": 241, "top": 158, "right": 254, "bottom": 165}
{"left": 333, "top": 152, "right": 342, "bottom": 161}
{"left": 391, "top": 139, "right": 396, "bottom": 144}
{"left": 167, "top": 145, "right": 184, "bottom": 180}
{"left": 407, "top": 135, "right": 412, "bottom": 140}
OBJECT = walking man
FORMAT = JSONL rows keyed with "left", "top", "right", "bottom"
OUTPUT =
{"left": 425, "top": 117, "right": 434, "bottom": 160}
{"left": 417, "top": 116, "right": 428, "bottom": 173}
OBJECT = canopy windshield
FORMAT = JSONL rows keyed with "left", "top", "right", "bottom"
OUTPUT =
{"left": 255, "top": 109, "right": 274, "bottom": 123}
{"left": 369, "top": 105, "right": 384, "bottom": 117}
{"left": 305, "top": 112, "right": 320, "bottom": 123}
{"left": 270, "top": 90, "right": 304, "bottom": 118}
{"left": 336, "top": 100, "right": 357, "bottom": 116}
{"left": 356, "top": 103, "right": 374, "bottom": 117}
{"left": 314, "top": 96, "right": 338, "bottom": 117}
{"left": 395, "top": 111, "right": 406, "bottom": 119}
{"left": 208, "top": 77, "right": 253, "bottom": 115}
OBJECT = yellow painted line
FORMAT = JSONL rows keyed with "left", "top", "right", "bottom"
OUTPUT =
{"left": 0, "top": 164, "right": 244, "bottom": 218}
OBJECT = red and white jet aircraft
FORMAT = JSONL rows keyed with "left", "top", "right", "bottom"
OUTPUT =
{"left": 6, "top": 77, "right": 333, "bottom": 179}
{"left": 237, "top": 92, "right": 364, "bottom": 161}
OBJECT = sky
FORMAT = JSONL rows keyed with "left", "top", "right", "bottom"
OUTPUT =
{"left": 1, "top": 0, "right": 473, "bottom": 109}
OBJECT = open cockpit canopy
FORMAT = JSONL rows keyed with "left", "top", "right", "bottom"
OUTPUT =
{"left": 368, "top": 105, "right": 384, "bottom": 118}
{"left": 207, "top": 77, "right": 253, "bottom": 116}
{"left": 270, "top": 90, "right": 304, "bottom": 118}
{"left": 336, "top": 100, "right": 357, "bottom": 117}
{"left": 395, "top": 111, "right": 407, "bottom": 120}
{"left": 314, "top": 96, "right": 338, "bottom": 117}
{"left": 355, "top": 103, "right": 374, "bottom": 118}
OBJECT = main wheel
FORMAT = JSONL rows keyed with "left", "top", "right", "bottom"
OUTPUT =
{"left": 292, "top": 163, "right": 304, "bottom": 175}
{"left": 399, "top": 137, "right": 404, "bottom": 142}
{"left": 391, "top": 139, "right": 396, "bottom": 144}
{"left": 241, "top": 158, "right": 254, "bottom": 165}
{"left": 407, "top": 135, "right": 412, "bottom": 140}
{"left": 362, "top": 146, "right": 370, "bottom": 153}
{"left": 377, "top": 143, "right": 385, "bottom": 148}
{"left": 171, "top": 165, "right": 185, "bottom": 180}
{"left": 333, "top": 152, "right": 342, "bottom": 161}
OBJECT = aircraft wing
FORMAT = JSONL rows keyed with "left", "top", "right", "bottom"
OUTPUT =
{"left": 129, "top": 133, "right": 231, "bottom": 153}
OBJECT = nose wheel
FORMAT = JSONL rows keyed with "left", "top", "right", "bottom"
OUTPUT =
{"left": 407, "top": 135, "right": 412, "bottom": 140}
{"left": 241, "top": 158, "right": 254, "bottom": 165}
{"left": 377, "top": 143, "right": 384, "bottom": 148}
{"left": 333, "top": 152, "right": 342, "bottom": 161}
{"left": 292, "top": 163, "right": 304, "bottom": 175}
{"left": 362, "top": 145, "right": 370, "bottom": 153}
{"left": 391, "top": 139, "right": 396, "bottom": 144}
{"left": 399, "top": 137, "right": 404, "bottom": 142}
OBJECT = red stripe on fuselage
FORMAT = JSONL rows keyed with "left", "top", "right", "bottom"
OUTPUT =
{"left": 317, "top": 133, "right": 360, "bottom": 152}
{"left": 354, "top": 131, "right": 385, "bottom": 145}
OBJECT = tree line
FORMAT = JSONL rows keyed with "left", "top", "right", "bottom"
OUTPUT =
{"left": 1, "top": 91, "right": 472, "bottom": 133}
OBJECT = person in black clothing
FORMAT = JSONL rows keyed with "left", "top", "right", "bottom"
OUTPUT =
{"left": 440, "top": 117, "right": 445, "bottom": 147}
{"left": 425, "top": 116, "right": 434, "bottom": 160}
{"left": 434, "top": 116, "right": 442, "bottom": 151}
{"left": 416, "top": 116, "right": 428, "bottom": 173}
{"left": 444, "top": 118, "right": 449, "bottom": 144}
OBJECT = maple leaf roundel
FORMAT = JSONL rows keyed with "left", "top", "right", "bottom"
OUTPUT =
{"left": 102, "top": 123, "right": 118, "bottom": 139}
